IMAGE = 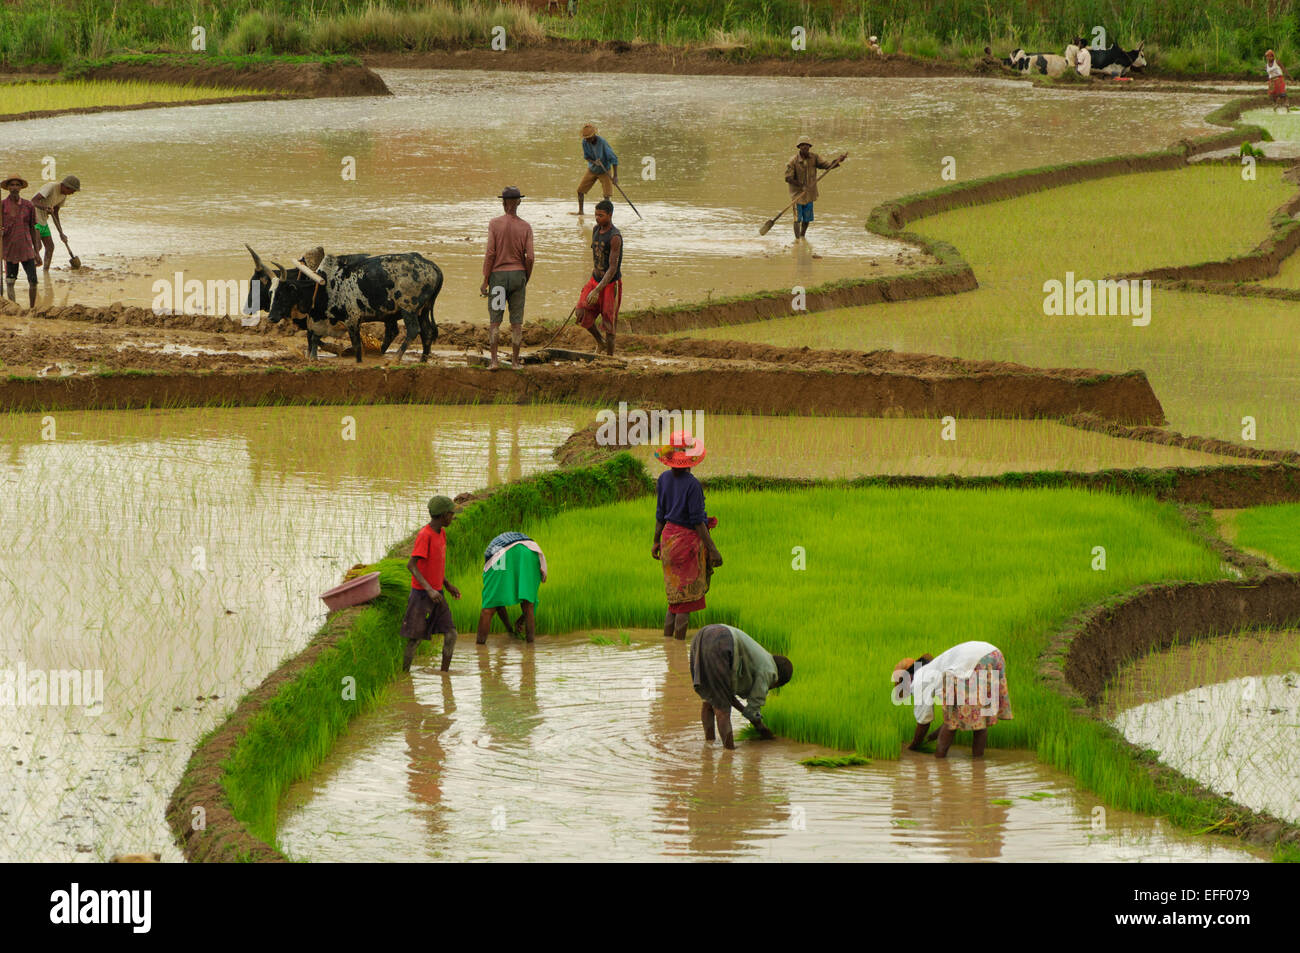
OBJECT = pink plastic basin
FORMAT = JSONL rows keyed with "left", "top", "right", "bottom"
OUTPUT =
{"left": 321, "top": 571, "right": 382, "bottom": 612}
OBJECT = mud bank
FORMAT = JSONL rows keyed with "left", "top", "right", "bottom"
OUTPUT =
{"left": 364, "top": 42, "right": 974, "bottom": 79}
{"left": 0, "top": 92, "right": 311, "bottom": 124}
{"left": 70, "top": 59, "right": 390, "bottom": 97}
{"left": 1060, "top": 413, "right": 1300, "bottom": 465}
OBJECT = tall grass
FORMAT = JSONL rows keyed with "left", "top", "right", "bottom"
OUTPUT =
{"left": 0, "top": 79, "right": 268, "bottom": 113}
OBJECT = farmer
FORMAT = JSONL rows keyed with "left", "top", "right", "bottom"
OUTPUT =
{"left": 402, "top": 495, "right": 462, "bottom": 673}
{"left": 784, "top": 138, "right": 846, "bottom": 240}
{"left": 867, "top": 35, "right": 883, "bottom": 57}
{"left": 481, "top": 185, "right": 535, "bottom": 370}
{"left": 1075, "top": 42, "right": 1092, "bottom": 77}
{"left": 476, "top": 531, "right": 547, "bottom": 644}
{"left": 1, "top": 175, "right": 41, "bottom": 308}
{"left": 652, "top": 430, "right": 720, "bottom": 640}
{"left": 690, "top": 623, "right": 793, "bottom": 750}
{"left": 1266, "top": 50, "right": 1288, "bottom": 111}
{"left": 575, "top": 198, "right": 622, "bottom": 355}
{"left": 31, "top": 174, "right": 79, "bottom": 274}
{"left": 1064, "top": 36, "right": 1082, "bottom": 70}
{"left": 893, "top": 640, "right": 1013, "bottom": 758}
{"left": 575, "top": 123, "right": 618, "bottom": 216}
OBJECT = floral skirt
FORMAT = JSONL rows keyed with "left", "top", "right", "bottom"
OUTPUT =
{"left": 661, "top": 521, "right": 711, "bottom": 614}
{"left": 941, "top": 649, "right": 1013, "bottom": 731}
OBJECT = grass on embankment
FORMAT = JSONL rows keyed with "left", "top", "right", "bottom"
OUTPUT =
{"left": 1233, "top": 503, "right": 1300, "bottom": 571}
{"left": 0, "top": 0, "right": 1293, "bottom": 75}
{"left": 690, "top": 163, "right": 1300, "bottom": 452}
{"left": 0, "top": 79, "right": 269, "bottom": 113}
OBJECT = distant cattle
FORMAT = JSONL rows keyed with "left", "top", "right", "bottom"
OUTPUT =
{"left": 1089, "top": 42, "right": 1147, "bottom": 76}
{"left": 1007, "top": 49, "right": 1071, "bottom": 77}
{"left": 264, "top": 252, "right": 443, "bottom": 363}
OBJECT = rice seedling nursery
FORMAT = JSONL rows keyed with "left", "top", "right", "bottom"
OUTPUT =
{"left": 0, "top": 2, "right": 1296, "bottom": 916}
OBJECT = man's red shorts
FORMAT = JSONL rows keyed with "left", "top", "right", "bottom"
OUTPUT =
{"left": 576, "top": 277, "right": 621, "bottom": 334}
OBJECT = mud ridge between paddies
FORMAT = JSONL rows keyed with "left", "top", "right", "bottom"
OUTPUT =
{"left": 0, "top": 305, "right": 1160, "bottom": 421}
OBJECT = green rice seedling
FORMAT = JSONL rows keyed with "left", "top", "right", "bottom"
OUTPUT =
{"left": 589, "top": 634, "right": 615, "bottom": 646}
{"left": 1233, "top": 504, "right": 1300, "bottom": 570}
{"left": 687, "top": 164, "right": 1300, "bottom": 453}
{"left": 800, "top": 754, "right": 872, "bottom": 768}
{"left": 0, "top": 80, "right": 268, "bottom": 114}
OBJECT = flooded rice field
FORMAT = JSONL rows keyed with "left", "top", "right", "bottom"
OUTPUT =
{"left": 0, "top": 403, "right": 585, "bottom": 861}
{"left": 618, "top": 415, "right": 1264, "bottom": 478}
{"left": 5, "top": 71, "right": 1232, "bottom": 323}
{"left": 277, "top": 631, "right": 1262, "bottom": 862}
{"left": 1108, "top": 631, "right": 1300, "bottom": 825}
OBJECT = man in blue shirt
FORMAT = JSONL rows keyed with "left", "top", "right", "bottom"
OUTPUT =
{"left": 576, "top": 123, "right": 618, "bottom": 216}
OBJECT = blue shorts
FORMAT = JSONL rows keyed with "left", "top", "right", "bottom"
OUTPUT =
{"left": 795, "top": 202, "right": 814, "bottom": 223}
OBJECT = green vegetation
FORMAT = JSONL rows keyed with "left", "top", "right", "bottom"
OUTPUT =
{"left": 800, "top": 754, "right": 872, "bottom": 767}
{"left": 1, "top": 1, "right": 1296, "bottom": 74}
{"left": 1233, "top": 503, "right": 1300, "bottom": 570}
{"left": 0, "top": 79, "right": 268, "bottom": 113}
{"left": 692, "top": 164, "right": 1300, "bottom": 452}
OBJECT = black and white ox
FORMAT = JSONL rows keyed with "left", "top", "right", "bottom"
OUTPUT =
{"left": 244, "top": 245, "right": 368, "bottom": 319}
{"left": 262, "top": 251, "right": 444, "bottom": 362}
{"left": 1007, "top": 49, "right": 1071, "bottom": 77}
{"left": 1088, "top": 42, "right": 1147, "bottom": 77}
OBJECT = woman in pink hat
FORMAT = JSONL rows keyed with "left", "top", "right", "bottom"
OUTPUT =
{"left": 651, "top": 430, "right": 720, "bottom": 640}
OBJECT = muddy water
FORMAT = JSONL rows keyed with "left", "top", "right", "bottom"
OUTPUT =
{"left": 4, "top": 72, "right": 1229, "bottom": 323}
{"left": 1108, "top": 631, "right": 1300, "bottom": 825}
{"left": 615, "top": 415, "right": 1265, "bottom": 478}
{"left": 277, "top": 631, "right": 1261, "bottom": 861}
{"left": 0, "top": 403, "right": 586, "bottom": 861}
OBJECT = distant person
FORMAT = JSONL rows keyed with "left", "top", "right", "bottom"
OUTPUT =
{"left": 784, "top": 137, "right": 847, "bottom": 240}
{"left": 575, "top": 123, "right": 618, "bottom": 216}
{"left": 1266, "top": 50, "right": 1288, "bottom": 111}
{"left": 568, "top": 0, "right": 577, "bottom": 16}
{"left": 690, "top": 623, "right": 793, "bottom": 749}
{"left": 1064, "top": 37, "right": 1082, "bottom": 69}
{"left": 30, "top": 174, "right": 78, "bottom": 274}
{"left": 893, "top": 640, "right": 1014, "bottom": 758}
{"left": 868, "top": 35, "right": 883, "bottom": 57}
{"left": 1075, "top": 42, "right": 1092, "bottom": 77}
{"left": 476, "top": 531, "right": 547, "bottom": 644}
{"left": 1, "top": 175, "right": 41, "bottom": 308}
{"left": 575, "top": 198, "right": 622, "bottom": 355}
{"left": 652, "top": 430, "right": 720, "bottom": 640}
{"left": 402, "top": 495, "right": 462, "bottom": 673}
{"left": 481, "top": 185, "right": 535, "bottom": 370}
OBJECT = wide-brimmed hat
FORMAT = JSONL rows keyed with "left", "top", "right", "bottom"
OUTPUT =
{"left": 498, "top": 186, "right": 524, "bottom": 199}
{"left": 797, "top": 135, "right": 813, "bottom": 147}
{"left": 61, "top": 174, "right": 80, "bottom": 191}
{"left": 1266, "top": 50, "right": 1276, "bottom": 58}
{"left": 1, "top": 175, "right": 27, "bottom": 189}
{"left": 654, "top": 430, "right": 706, "bottom": 468}
{"left": 580, "top": 123, "right": 596, "bottom": 138}
{"left": 892, "top": 657, "right": 915, "bottom": 679}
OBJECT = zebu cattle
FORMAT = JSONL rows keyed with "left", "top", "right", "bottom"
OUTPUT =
{"left": 1008, "top": 49, "right": 1071, "bottom": 77}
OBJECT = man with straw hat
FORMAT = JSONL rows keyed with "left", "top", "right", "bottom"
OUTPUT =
{"left": 575, "top": 123, "right": 618, "bottom": 216}
{"left": 1, "top": 175, "right": 41, "bottom": 307}
{"left": 31, "top": 174, "right": 79, "bottom": 274}
{"left": 482, "top": 185, "right": 535, "bottom": 369}
{"left": 691, "top": 624, "right": 793, "bottom": 750}
{"left": 1266, "top": 50, "right": 1288, "bottom": 111}
{"left": 784, "top": 138, "right": 846, "bottom": 240}
{"left": 652, "top": 430, "right": 720, "bottom": 640}
{"left": 402, "top": 495, "right": 462, "bottom": 673}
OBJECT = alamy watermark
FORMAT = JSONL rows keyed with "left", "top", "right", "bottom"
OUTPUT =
{"left": 152, "top": 271, "right": 260, "bottom": 324}
{"left": 1042, "top": 272, "right": 1152, "bottom": 326}
{"left": 595, "top": 402, "right": 705, "bottom": 447}
{"left": 1, "top": 663, "right": 103, "bottom": 715}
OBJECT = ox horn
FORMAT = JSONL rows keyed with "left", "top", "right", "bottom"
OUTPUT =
{"left": 271, "top": 260, "right": 288, "bottom": 280}
{"left": 246, "top": 243, "right": 271, "bottom": 275}
{"left": 295, "top": 257, "right": 326, "bottom": 285}
{"left": 1137, "top": 40, "right": 1144, "bottom": 51}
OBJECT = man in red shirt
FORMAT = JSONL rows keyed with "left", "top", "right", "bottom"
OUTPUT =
{"left": 1, "top": 175, "right": 41, "bottom": 308}
{"left": 402, "top": 495, "right": 462, "bottom": 672}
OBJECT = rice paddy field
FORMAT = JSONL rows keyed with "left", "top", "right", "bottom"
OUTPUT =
{"left": 684, "top": 164, "right": 1300, "bottom": 451}
{"left": 0, "top": 79, "right": 268, "bottom": 113}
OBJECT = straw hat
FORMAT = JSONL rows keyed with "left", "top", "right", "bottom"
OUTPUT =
{"left": 581, "top": 123, "right": 597, "bottom": 138}
{"left": 654, "top": 430, "right": 707, "bottom": 468}
{"left": 893, "top": 657, "right": 915, "bottom": 679}
{"left": 1266, "top": 50, "right": 1276, "bottom": 58}
{"left": 498, "top": 185, "right": 525, "bottom": 199}
{"left": 300, "top": 245, "right": 325, "bottom": 270}
{"left": 61, "top": 174, "right": 80, "bottom": 191}
{"left": 869, "top": 35, "right": 879, "bottom": 43}
{"left": 797, "top": 135, "right": 813, "bottom": 147}
{"left": 1, "top": 175, "right": 27, "bottom": 190}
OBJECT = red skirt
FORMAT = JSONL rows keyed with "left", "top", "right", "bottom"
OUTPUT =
{"left": 1270, "top": 76, "right": 1287, "bottom": 96}
{"left": 661, "top": 521, "right": 711, "bottom": 613}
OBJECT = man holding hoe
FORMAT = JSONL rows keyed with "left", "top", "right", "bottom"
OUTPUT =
{"left": 575, "top": 123, "right": 618, "bottom": 216}
{"left": 575, "top": 198, "right": 622, "bottom": 356}
{"left": 31, "top": 174, "right": 79, "bottom": 274}
{"left": 784, "top": 137, "right": 846, "bottom": 240}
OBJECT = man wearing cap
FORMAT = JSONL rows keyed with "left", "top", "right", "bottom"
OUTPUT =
{"left": 576, "top": 124, "right": 618, "bottom": 216}
{"left": 482, "top": 186, "right": 535, "bottom": 369}
{"left": 575, "top": 198, "right": 622, "bottom": 355}
{"left": 784, "top": 139, "right": 846, "bottom": 240}
{"left": 31, "top": 175, "right": 79, "bottom": 274}
{"left": 402, "top": 495, "right": 462, "bottom": 673}
{"left": 1, "top": 175, "right": 41, "bottom": 307}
